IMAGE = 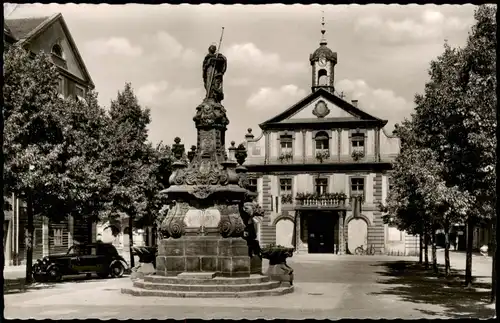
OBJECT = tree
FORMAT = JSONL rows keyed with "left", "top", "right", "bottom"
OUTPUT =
{"left": 380, "top": 119, "right": 430, "bottom": 268}
{"left": 54, "top": 91, "right": 113, "bottom": 227}
{"left": 107, "top": 83, "right": 153, "bottom": 268}
{"left": 412, "top": 5, "right": 496, "bottom": 288}
{"left": 3, "top": 45, "right": 65, "bottom": 283}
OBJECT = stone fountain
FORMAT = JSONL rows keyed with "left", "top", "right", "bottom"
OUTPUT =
{"left": 121, "top": 44, "right": 293, "bottom": 298}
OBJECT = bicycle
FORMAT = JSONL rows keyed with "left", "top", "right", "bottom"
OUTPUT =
{"left": 354, "top": 244, "right": 376, "bottom": 256}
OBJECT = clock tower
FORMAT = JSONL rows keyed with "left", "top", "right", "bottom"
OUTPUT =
{"left": 309, "top": 14, "right": 337, "bottom": 93}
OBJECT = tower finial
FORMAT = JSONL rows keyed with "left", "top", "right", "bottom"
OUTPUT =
{"left": 320, "top": 10, "right": 327, "bottom": 46}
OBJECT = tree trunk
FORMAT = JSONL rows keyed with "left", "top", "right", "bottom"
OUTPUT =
{"left": 491, "top": 217, "right": 496, "bottom": 303}
{"left": 444, "top": 222, "right": 451, "bottom": 276}
{"left": 25, "top": 192, "right": 34, "bottom": 285}
{"left": 424, "top": 227, "right": 429, "bottom": 269}
{"left": 431, "top": 225, "right": 438, "bottom": 274}
{"left": 465, "top": 217, "right": 475, "bottom": 287}
{"left": 128, "top": 215, "right": 135, "bottom": 268}
{"left": 419, "top": 227, "right": 423, "bottom": 264}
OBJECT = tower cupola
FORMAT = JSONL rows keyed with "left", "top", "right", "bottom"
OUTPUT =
{"left": 309, "top": 13, "right": 337, "bottom": 93}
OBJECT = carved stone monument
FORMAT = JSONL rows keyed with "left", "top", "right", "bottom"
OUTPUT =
{"left": 122, "top": 43, "right": 293, "bottom": 297}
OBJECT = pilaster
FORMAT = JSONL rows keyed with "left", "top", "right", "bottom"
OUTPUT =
{"left": 339, "top": 212, "right": 346, "bottom": 255}
{"left": 264, "top": 131, "right": 270, "bottom": 164}
{"left": 42, "top": 216, "right": 49, "bottom": 257}
{"left": 375, "top": 128, "right": 381, "bottom": 162}
{"left": 337, "top": 129, "right": 341, "bottom": 162}
{"left": 68, "top": 215, "right": 74, "bottom": 246}
{"left": 301, "top": 130, "right": 306, "bottom": 163}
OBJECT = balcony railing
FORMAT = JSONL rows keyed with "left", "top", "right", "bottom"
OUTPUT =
{"left": 295, "top": 192, "right": 348, "bottom": 208}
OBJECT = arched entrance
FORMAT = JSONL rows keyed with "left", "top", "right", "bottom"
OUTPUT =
{"left": 347, "top": 217, "right": 368, "bottom": 254}
{"left": 275, "top": 218, "right": 294, "bottom": 248}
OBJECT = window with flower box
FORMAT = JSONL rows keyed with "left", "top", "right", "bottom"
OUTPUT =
{"left": 279, "top": 135, "right": 293, "bottom": 161}
{"left": 350, "top": 130, "right": 366, "bottom": 161}
{"left": 279, "top": 178, "right": 293, "bottom": 204}
{"left": 314, "top": 131, "right": 330, "bottom": 162}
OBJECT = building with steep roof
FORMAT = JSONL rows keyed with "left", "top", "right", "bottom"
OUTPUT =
{"left": 240, "top": 19, "right": 419, "bottom": 256}
{"left": 4, "top": 13, "right": 96, "bottom": 266}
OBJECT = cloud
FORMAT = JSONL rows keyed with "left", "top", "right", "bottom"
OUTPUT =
{"left": 136, "top": 81, "right": 204, "bottom": 144}
{"left": 354, "top": 9, "right": 474, "bottom": 45}
{"left": 146, "top": 31, "right": 197, "bottom": 64}
{"left": 336, "top": 79, "right": 415, "bottom": 132}
{"left": 226, "top": 43, "right": 306, "bottom": 76}
{"left": 136, "top": 81, "right": 169, "bottom": 105}
{"left": 84, "top": 37, "right": 143, "bottom": 57}
{"left": 246, "top": 84, "right": 306, "bottom": 111}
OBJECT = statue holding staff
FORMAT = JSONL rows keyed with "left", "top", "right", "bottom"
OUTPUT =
{"left": 203, "top": 28, "right": 227, "bottom": 102}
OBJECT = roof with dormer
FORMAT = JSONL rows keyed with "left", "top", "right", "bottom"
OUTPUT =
{"left": 259, "top": 88, "right": 387, "bottom": 131}
{"left": 4, "top": 13, "right": 95, "bottom": 89}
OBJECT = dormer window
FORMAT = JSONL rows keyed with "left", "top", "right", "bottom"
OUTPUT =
{"left": 51, "top": 44, "right": 64, "bottom": 59}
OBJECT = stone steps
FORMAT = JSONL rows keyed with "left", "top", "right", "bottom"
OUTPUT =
{"left": 144, "top": 274, "right": 270, "bottom": 285}
{"left": 121, "top": 285, "right": 294, "bottom": 298}
{"left": 133, "top": 280, "right": 281, "bottom": 292}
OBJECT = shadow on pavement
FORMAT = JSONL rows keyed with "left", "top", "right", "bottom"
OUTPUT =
{"left": 370, "top": 261, "right": 495, "bottom": 319}
{"left": 3, "top": 274, "right": 129, "bottom": 295}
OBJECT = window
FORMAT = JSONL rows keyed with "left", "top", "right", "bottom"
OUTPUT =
{"left": 34, "top": 228, "right": 43, "bottom": 247}
{"left": 279, "top": 178, "right": 292, "bottom": 195}
{"left": 247, "top": 178, "right": 258, "bottom": 193}
{"left": 53, "top": 229, "right": 63, "bottom": 246}
{"left": 279, "top": 135, "right": 293, "bottom": 154}
{"left": 350, "top": 177, "right": 365, "bottom": 196}
{"left": 75, "top": 85, "right": 85, "bottom": 101}
{"left": 318, "top": 69, "right": 328, "bottom": 86}
{"left": 315, "top": 132, "right": 329, "bottom": 151}
{"left": 58, "top": 77, "right": 65, "bottom": 97}
{"left": 51, "top": 44, "right": 63, "bottom": 58}
{"left": 351, "top": 133, "right": 365, "bottom": 150}
{"left": 315, "top": 178, "right": 328, "bottom": 195}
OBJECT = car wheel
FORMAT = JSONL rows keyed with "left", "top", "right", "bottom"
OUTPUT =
{"left": 48, "top": 267, "right": 62, "bottom": 282}
{"left": 110, "top": 262, "right": 125, "bottom": 278}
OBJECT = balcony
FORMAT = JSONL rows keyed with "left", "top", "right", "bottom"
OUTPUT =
{"left": 295, "top": 192, "right": 348, "bottom": 209}
{"left": 244, "top": 154, "right": 397, "bottom": 166}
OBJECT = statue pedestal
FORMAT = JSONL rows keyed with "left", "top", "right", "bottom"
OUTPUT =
{"left": 156, "top": 236, "right": 250, "bottom": 277}
{"left": 250, "top": 255, "right": 262, "bottom": 275}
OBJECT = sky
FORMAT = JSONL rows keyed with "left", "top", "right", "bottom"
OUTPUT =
{"left": 5, "top": 4, "right": 477, "bottom": 148}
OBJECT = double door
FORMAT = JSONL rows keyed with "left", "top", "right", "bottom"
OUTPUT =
{"left": 307, "top": 213, "right": 336, "bottom": 254}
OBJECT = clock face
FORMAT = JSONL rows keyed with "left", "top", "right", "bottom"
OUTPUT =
{"left": 319, "top": 57, "right": 327, "bottom": 67}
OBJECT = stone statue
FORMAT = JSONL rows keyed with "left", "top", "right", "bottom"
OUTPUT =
{"left": 203, "top": 44, "right": 227, "bottom": 102}
{"left": 241, "top": 202, "right": 262, "bottom": 258}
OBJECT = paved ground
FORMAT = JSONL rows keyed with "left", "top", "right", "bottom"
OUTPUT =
{"left": 3, "top": 251, "right": 495, "bottom": 319}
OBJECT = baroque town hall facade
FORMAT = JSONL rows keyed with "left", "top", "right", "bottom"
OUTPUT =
{"left": 240, "top": 27, "right": 419, "bottom": 256}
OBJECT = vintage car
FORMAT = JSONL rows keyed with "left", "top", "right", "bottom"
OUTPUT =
{"left": 32, "top": 242, "right": 128, "bottom": 282}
